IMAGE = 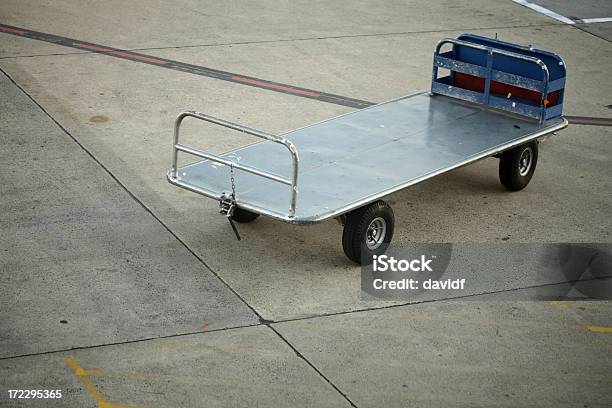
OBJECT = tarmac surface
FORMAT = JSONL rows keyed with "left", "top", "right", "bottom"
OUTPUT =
{"left": 1, "top": 1, "right": 611, "bottom": 407}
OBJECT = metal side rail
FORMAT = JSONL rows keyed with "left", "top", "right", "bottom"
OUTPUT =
{"left": 168, "top": 111, "right": 300, "bottom": 218}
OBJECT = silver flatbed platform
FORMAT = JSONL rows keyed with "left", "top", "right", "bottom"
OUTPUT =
{"left": 169, "top": 92, "right": 567, "bottom": 223}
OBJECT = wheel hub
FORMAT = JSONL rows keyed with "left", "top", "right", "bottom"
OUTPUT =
{"left": 366, "top": 217, "right": 387, "bottom": 250}
{"left": 519, "top": 147, "right": 533, "bottom": 176}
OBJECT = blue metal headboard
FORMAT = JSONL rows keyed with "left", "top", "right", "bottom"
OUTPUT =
{"left": 431, "top": 34, "right": 566, "bottom": 122}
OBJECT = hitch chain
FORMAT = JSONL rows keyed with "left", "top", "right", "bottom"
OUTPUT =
{"left": 219, "top": 163, "right": 241, "bottom": 241}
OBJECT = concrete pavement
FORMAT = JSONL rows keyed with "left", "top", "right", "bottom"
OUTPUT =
{"left": 1, "top": 0, "right": 611, "bottom": 406}
{"left": 0, "top": 71, "right": 258, "bottom": 357}
{"left": 2, "top": 23, "right": 610, "bottom": 320}
{"left": 275, "top": 301, "right": 612, "bottom": 408}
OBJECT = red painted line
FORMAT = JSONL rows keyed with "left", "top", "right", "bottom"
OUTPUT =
{"left": 0, "top": 25, "right": 25, "bottom": 35}
{"left": 231, "top": 76, "right": 321, "bottom": 97}
{"left": 72, "top": 43, "right": 112, "bottom": 52}
{"left": 2, "top": 23, "right": 369, "bottom": 107}
{"left": 108, "top": 50, "right": 168, "bottom": 65}
{"left": 72, "top": 42, "right": 168, "bottom": 65}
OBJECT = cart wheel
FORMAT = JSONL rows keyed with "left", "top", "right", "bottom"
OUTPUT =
{"left": 230, "top": 207, "right": 260, "bottom": 223}
{"left": 342, "top": 200, "right": 394, "bottom": 265}
{"left": 499, "top": 141, "right": 538, "bottom": 191}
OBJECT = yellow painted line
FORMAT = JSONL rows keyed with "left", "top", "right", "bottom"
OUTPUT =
{"left": 65, "top": 357, "right": 107, "bottom": 404}
{"left": 65, "top": 356, "right": 144, "bottom": 408}
{"left": 579, "top": 325, "right": 612, "bottom": 334}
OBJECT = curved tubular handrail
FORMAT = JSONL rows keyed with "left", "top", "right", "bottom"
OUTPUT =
{"left": 171, "top": 111, "right": 300, "bottom": 218}
{"left": 434, "top": 38, "right": 550, "bottom": 121}
{"left": 434, "top": 38, "right": 550, "bottom": 83}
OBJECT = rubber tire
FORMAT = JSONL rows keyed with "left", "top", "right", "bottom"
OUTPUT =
{"left": 499, "top": 141, "right": 538, "bottom": 191}
{"left": 230, "top": 207, "right": 260, "bottom": 223}
{"left": 342, "top": 200, "right": 394, "bottom": 265}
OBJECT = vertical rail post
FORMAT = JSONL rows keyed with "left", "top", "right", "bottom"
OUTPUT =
{"left": 484, "top": 48, "right": 494, "bottom": 104}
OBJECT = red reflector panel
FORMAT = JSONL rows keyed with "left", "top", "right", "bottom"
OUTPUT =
{"left": 453, "top": 73, "right": 558, "bottom": 107}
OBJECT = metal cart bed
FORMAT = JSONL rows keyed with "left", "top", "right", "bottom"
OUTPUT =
{"left": 167, "top": 34, "right": 569, "bottom": 264}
